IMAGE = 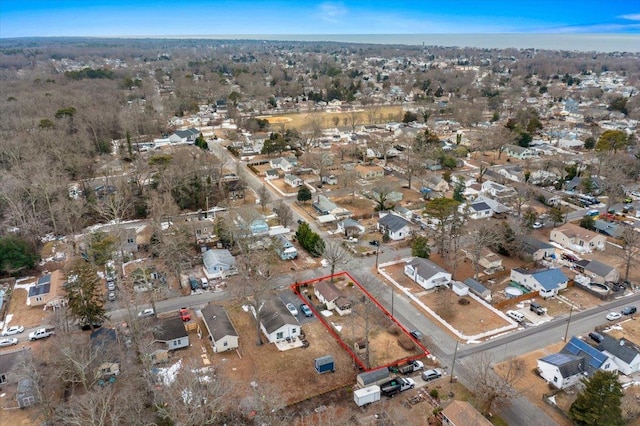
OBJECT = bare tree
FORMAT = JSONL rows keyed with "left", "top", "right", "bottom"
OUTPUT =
{"left": 304, "top": 152, "right": 334, "bottom": 182}
{"left": 321, "top": 241, "right": 352, "bottom": 281}
{"left": 617, "top": 226, "right": 640, "bottom": 282}
{"left": 256, "top": 184, "right": 272, "bottom": 213}
{"left": 273, "top": 200, "right": 293, "bottom": 228}
{"left": 466, "top": 352, "right": 525, "bottom": 416}
{"left": 466, "top": 222, "right": 500, "bottom": 279}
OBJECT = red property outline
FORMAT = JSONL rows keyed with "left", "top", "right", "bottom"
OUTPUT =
{"left": 291, "top": 271, "right": 429, "bottom": 372}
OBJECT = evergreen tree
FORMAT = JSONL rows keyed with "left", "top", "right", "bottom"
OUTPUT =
{"left": 569, "top": 370, "right": 624, "bottom": 426}
{"left": 0, "top": 235, "right": 38, "bottom": 275}
{"left": 411, "top": 236, "right": 431, "bottom": 259}
{"left": 65, "top": 259, "right": 108, "bottom": 330}
{"left": 297, "top": 186, "right": 312, "bottom": 203}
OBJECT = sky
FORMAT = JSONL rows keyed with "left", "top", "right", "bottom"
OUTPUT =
{"left": 1, "top": 0, "right": 640, "bottom": 38}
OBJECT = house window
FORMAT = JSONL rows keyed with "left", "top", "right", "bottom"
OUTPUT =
{"left": 605, "top": 363, "right": 610, "bottom": 369}
{"left": 0, "top": 373, "right": 6, "bottom": 384}
{"left": 553, "top": 376, "right": 558, "bottom": 383}
{"left": 127, "top": 238, "right": 134, "bottom": 244}
{"left": 276, "top": 332, "right": 284, "bottom": 340}
{"left": 223, "top": 341, "right": 228, "bottom": 347}
{"left": 173, "top": 339, "right": 181, "bottom": 346}
{"left": 292, "top": 328, "right": 297, "bottom": 335}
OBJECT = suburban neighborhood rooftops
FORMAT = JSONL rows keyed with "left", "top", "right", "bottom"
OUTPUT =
{"left": 584, "top": 259, "right": 615, "bottom": 277}
{"left": 562, "top": 336, "right": 610, "bottom": 372}
{"left": 463, "top": 278, "right": 489, "bottom": 294}
{"left": 407, "top": 257, "right": 448, "bottom": 280}
{"left": 539, "top": 353, "right": 586, "bottom": 377}
{"left": 261, "top": 300, "right": 298, "bottom": 334}
{"left": 470, "top": 201, "right": 491, "bottom": 212}
{"left": 203, "top": 249, "right": 236, "bottom": 268}
{"left": 598, "top": 335, "right": 640, "bottom": 364}
{"left": 518, "top": 235, "right": 555, "bottom": 252}
{"left": 315, "top": 281, "right": 344, "bottom": 302}
{"left": 532, "top": 268, "right": 568, "bottom": 291}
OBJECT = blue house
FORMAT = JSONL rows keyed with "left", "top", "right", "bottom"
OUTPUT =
{"left": 274, "top": 234, "right": 297, "bottom": 260}
{"left": 510, "top": 268, "right": 568, "bottom": 299}
{"left": 250, "top": 219, "right": 269, "bottom": 236}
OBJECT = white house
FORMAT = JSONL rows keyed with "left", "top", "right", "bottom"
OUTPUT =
{"left": 201, "top": 304, "right": 239, "bottom": 353}
{"left": 510, "top": 268, "right": 568, "bottom": 299}
{"left": 481, "top": 181, "right": 517, "bottom": 201}
{"left": 377, "top": 213, "right": 413, "bottom": 241}
{"left": 550, "top": 223, "right": 607, "bottom": 253}
{"left": 284, "top": 174, "right": 303, "bottom": 188}
{"left": 537, "top": 337, "right": 618, "bottom": 389}
{"left": 153, "top": 318, "right": 189, "bottom": 351}
{"left": 202, "top": 249, "right": 238, "bottom": 279}
{"left": 462, "top": 200, "right": 493, "bottom": 219}
{"left": 259, "top": 300, "right": 300, "bottom": 343}
{"left": 337, "top": 218, "right": 365, "bottom": 237}
{"left": 314, "top": 281, "right": 352, "bottom": 316}
{"left": 404, "top": 257, "right": 452, "bottom": 290}
{"left": 269, "top": 157, "right": 296, "bottom": 172}
{"left": 599, "top": 335, "right": 640, "bottom": 375}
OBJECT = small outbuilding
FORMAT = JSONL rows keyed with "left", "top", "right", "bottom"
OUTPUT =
{"left": 17, "top": 378, "right": 39, "bottom": 408}
{"left": 314, "top": 355, "right": 335, "bottom": 374}
{"left": 357, "top": 367, "right": 390, "bottom": 388}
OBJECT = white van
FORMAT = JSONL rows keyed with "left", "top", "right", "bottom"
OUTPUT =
{"left": 506, "top": 310, "right": 525, "bottom": 323}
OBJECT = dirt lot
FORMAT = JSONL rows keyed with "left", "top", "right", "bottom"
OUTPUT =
{"left": 258, "top": 106, "right": 404, "bottom": 130}
{"left": 219, "top": 302, "right": 357, "bottom": 405}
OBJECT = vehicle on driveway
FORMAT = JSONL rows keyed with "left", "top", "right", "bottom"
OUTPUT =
{"left": 179, "top": 308, "right": 191, "bottom": 322}
{"left": 622, "top": 306, "right": 637, "bottom": 316}
{"left": 606, "top": 312, "right": 622, "bottom": 321}
{"left": 422, "top": 369, "right": 442, "bottom": 381}
{"left": 285, "top": 303, "right": 298, "bottom": 316}
{"left": 28, "top": 328, "right": 55, "bottom": 341}
{"left": 0, "top": 338, "right": 18, "bottom": 347}
{"left": 138, "top": 308, "right": 155, "bottom": 318}
{"left": 299, "top": 304, "right": 313, "bottom": 317}
{"left": 410, "top": 330, "right": 424, "bottom": 340}
{"left": 588, "top": 332, "right": 604, "bottom": 343}
{"left": 369, "top": 240, "right": 380, "bottom": 246}
{"left": 1, "top": 325, "right": 25, "bottom": 336}
{"left": 532, "top": 222, "right": 543, "bottom": 229}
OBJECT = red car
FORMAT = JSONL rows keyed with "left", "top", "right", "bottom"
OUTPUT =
{"left": 179, "top": 308, "right": 191, "bottom": 322}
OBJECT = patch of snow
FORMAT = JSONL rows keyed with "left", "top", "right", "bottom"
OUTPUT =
{"left": 466, "top": 339, "right": 481, "bottom": 344}
{"left": 156, "top": 360, "right": 182, "bottom": 386}
{"left": 548, "top": 395, "right": 557, "bottom": 405}
{"left": 321, "top": 310, "right": 333, "bottom": 317}
{"left": 242, "top": 305, "right": 249, "bottom": 313}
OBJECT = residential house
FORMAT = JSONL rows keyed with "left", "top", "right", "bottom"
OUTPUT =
{"left": 481, "top": 181, "right": 517, "bottom": 201}
{"left": 583, "top": 260, "right": 620, "bottom": 284}
{"left": 441, "top": 400, "right": 492, "bottom": 426}
{"left": 314, "top": 281, "right": 352, "bottom": 316}
{"left": 477, "top": 248, "right": 503, "bottom": 271}
{"left": 424, "top": 174, "right": 450, "bottom": 193}
{"left": 463, "top": 278, "right": 491, "bottom": 301}
{"left": 260, "top": 299, "right": 300, "bottom": 343}
{"left": 202, "top": 249, "right": 237, "bottom": 279}
{"left": 462, "top": 200, "right": 493, "bottom": 219}
{"left": 451, "top": 281, "right": 469, "bottom": 297}
{"left": 284, "top": 174, "right": 303, "bottom": 188}
{"left": 337, "top": 218, "right": 365, "bottom": 237}
{"left": 393, "top": 205, "right": 414, "bottom": 221}
{"left": 265, "top": 169, "right": 279, "bottom": 180}
{"left": 371, "top": 187, "right": 403, "bottom": 203}
{"left": 404, "top": 257, "right": 452, "bottom": 290}
{"left": 191, "top": 218, "right": 216, "bottom": 245}
{"left": 273, "top": 234, "right": 297, "bottom": 260}
{"left": 250, "top": 219, "right": 269, "bottom": 236}
{"left": 565, "top": 176, "right": 604, "bottom": 194}
{"left": 537, "top": 336, "right": 618, "bottom": 389}
{"left": 0, "top": 348, "right": 31, "bottom": 386}
{"left": 504, "top": 144, "right": 538, "bottom": 160}
{"left": 510, "top": 268, "right": 568, "bottom": 299}
{"left": 28, "top": 270, "right": 65, "bottom": 308}
{"left": 169, "top": 128, "right": 199, "bottom": 144}
{"left": 550, "top": 223, "right": 607, "bottom": 253}
{"left": 312, "top": 195, "right": 350, "bottom": 217}
{"left": 472, "top": 196, "right": 511, "bottom": 216}
{"left": 517, "top": 235, "right": 556, "bottom": 261}
{"left": 377, "top": 213, "right": 413, "bottom": 241}
{"left": 91, "top": 328, "right": 120, "bottom": 378}
{"left": 201, "top": 304, "right": 239, "bottom": 353}
{"left": 153, "top": 317, "right": 189, "bottom": 351}
{"left": 355, "top": 165, "right": 384, "bottom": 180}
{"left": 269, "top": 157, "right": 297, "bottom": 172}
{"left": 225, "top": 180, "right": 245, "bottom": 199}
{"left": 321, "top": 175, "right": 338, "bottom": 185}
{"left": 594, "top": 220, "right": 623, "bottom": 238}
{"left": 599, "top": 335, "right": 640, "bottom": 375}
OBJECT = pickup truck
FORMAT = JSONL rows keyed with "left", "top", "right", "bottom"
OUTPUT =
{"left": 28, "top": 328, "right": 55, "bottom": 341}
{"left": 380, "top": 377, "right": 415, "bottom": 397}
{"left": 398, "top": 360, "right": 424, "bottom": 374}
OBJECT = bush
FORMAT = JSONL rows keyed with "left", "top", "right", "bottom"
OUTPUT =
{"left": 458, "top": 298, "right": 470, "bottom": 305}
{"left": 397, "top": 334, "right": 414, "bottom": 351}
{"left": 388, "top": 325, "right": 401, "bottom": 336}
{"left": 429, "top": 389, "right": 439, "bottom": 399}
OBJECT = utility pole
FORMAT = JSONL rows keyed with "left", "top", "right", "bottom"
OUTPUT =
{"left": 563, "top": 304, "right": 574, "bottom": 342}
{"left": 391, "top": 286, "right": 394, "bottom": 318}
{"left": 450, "top": 340, "right": 459, "bottom": 383}
{"left": 375, "top": 242, "right": 381, "bottom": 270}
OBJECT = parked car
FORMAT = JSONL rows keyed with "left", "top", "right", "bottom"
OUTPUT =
{"left": 588, "top": 332, "right": 604, "bottom": 343}
{"left": 1, "top": 325, "right": 25, "bottom": 336}
{"left": 422, "top": 369, "right": 442, "bottom": 381}
{"left": 138, "top": 308, "right": 155, "bottom": 318}
{"left": 410, "top": 330, "right": 424, "bottom": 340}
{"left": 532, "top": 222, "right": 543, "bottom": 229}
{"left": 606, "top": 312, "right": 622, "bottom": 321}
{"left": 189, "top": 276, "right": 199, "bottom": 291}
{"left": 285, "top": 303, "right": 298, "bottom": 316}
{"left": 80, "top": 323, "right": 102, "bottom": 331}
{"left": 621, "top": 306, "right": 637, "bottom": 316}
{"left": 108, "top": 292, "right": 116, "bottom": 301}
{"left": 369, "top": 240, "right": 380, "bottom": 247}
{"left": 506, "top": 310, "right": 525, "bottom": 323}
{"left": 0, "top": 338, "right": 18, "bottom": 347}
{"left": 530, "top": 301, "right": 545, "bottom": 315}
{"left": 107, "top": 281, "right": 116, "bottom": 291}
{"left": 179, "top": 307, "right": 192, "bottom": 322}
{"left": 299, "top": 304, "right": 313, "bottom": 317}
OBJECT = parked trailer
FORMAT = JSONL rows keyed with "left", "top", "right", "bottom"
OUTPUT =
{"left": 357, "top": 367, "right": 390, "bottom": 388}
{"left": 314, "top": 355, "right": 335, "bottom": 374}
{"left": 354, "top": 385, "right": 381, "bottom": 407}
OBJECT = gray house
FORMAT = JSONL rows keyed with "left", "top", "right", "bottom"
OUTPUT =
{"left": 377, "top": 213, "right": 413, "bottom": 241}
{"left": 260, "top": 300, "right": 300, "bottom": 343}
{"left": 583, "top": 260, "right": 620, "bottom": 284}
{"left": 203, "top": 249, "right": 238, "bottom": 279}
{"left": 274, "top": 234, "right": 297, "bottom": 260}
{"left": 463, "top": 278, "right": 491, "bottom": 301}
{"left": 201, "top": 304, "right": 239, "bottom": 353}
{"left": 518, "top": 235, "right": 556, "bottom": 261}
{"left": 153, "top": 317, "right": 189, "bottom": 351}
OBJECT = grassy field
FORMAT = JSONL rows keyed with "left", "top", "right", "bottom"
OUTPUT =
{"left": 257, "top": 105, "right": 405, "bottom": 131}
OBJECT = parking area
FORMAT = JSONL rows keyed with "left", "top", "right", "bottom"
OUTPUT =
{"left": 278, "top": 290, "right": 317, "bottom": 326}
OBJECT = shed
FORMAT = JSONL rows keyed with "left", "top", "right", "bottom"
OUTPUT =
{"left": 451, "top": 281, "right": 469, "bottom": 297}
{"left": 201, "top": 304, "right": 239, "bottom": 353}
{"left": 463, "top": 278, "right": 491, "bottom": 301}
{"left": 17, "top": 378, "right": 39, "bottom": 408}
{"left": 314, "top": 355, "right": 335, "bottom": 374}
{"left": 357, "top": 367, "right": 390, "bottom": 388}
